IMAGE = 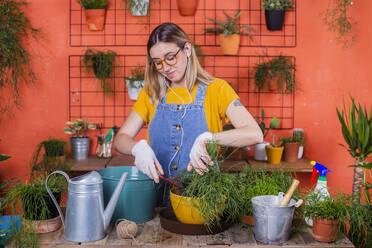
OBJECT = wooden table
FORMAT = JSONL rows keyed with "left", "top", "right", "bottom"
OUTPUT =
{"left": 35, "top": 211, "right": 354, "bottom": 248}
{"left": 70, "top": 155, "right": 313, "bottom": 173}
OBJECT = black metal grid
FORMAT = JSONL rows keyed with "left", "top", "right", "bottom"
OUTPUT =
{"left": 69, "top": 54, "right": 295, "bottom": 131}
{"left": 69, "top": 0, "right": 296, "bottom": 48}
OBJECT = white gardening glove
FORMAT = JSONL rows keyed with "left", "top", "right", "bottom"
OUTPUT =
{"left": 187, "top": 132, "right": 213, "bottom": 175}
{"left": 131, "top": 140, "right": 163, "bottom": 183}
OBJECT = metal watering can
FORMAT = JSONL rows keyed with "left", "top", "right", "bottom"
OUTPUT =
{"left": 46, "top": 170, "right": 128, "bottom": 242}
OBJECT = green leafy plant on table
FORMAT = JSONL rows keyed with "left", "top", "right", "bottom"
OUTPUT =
{"left": 0, "top": 0, "right": 40, "bottom": 120}
{"left": 64, "top": 119, "right": 96, "bottom": 137}
{"left": 83, "top": 49, "right": 117, "bottom": 95}
{"left": 323, "top": 0, "right": 355, "bottom": 49}
{"left": 254, "top": 55, "right": 296, "bottom": 93}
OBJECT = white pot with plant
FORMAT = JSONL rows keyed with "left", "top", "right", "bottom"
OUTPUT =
{"left": 125, "top": 0, "right": 150, "bottom": 16}
{"left": 254, "top": 109, "right": 280, "bottom": 161}
{"left": 63, "top": 119, "right": 96, "bottom": 160}
{"left": 125, "top": 65, "right": 145, "bottom": 101}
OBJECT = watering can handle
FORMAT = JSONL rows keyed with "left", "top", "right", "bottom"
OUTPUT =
{"left": 45, "top": 170, "right": 70, "bottom": 228}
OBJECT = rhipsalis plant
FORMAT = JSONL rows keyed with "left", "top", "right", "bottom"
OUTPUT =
{"left": 0, "top": 0, "right": 40, "bottom": 120}
{"left": 324, "top": 0, "right": 355, "bottom": 49}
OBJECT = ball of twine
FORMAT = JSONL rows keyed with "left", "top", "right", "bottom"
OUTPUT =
{"left": 116, "top": 219, "right": 138, "bottom": 239}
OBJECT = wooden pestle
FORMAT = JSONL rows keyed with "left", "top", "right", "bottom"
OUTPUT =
{"left": 280, "top": 179, "right": 300, "bottom": 206}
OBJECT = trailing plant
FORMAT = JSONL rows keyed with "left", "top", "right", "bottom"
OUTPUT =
{"left": 125, "top": 65, "right": 145, "bottom": 89}
{"left": 262, "top": 0, "right": 295, "bottom": 11}
{"left": 0, "top": 0, "right": 40, "bottom": 119}
{"left": 78, "top": 0, "right": 108, "bottom": 9}
{"left": 83, "top": 49, "right": 117, "bottom": 95}
{"left": 254, "top": 55, "right": 296, "bottom": 93}
{"left": 255, "top": 108, "right": 280, "bottom": 139}
{"left": 64, "top": 119, "right": 96, "bottom": 137}
{"left": 336, "top": 97, "right": 372, "bottom": 203}
{"left": 324, "top": 0, "right": 354, "bottom": 49}
{"left": 205, "top": 10, "right": 255, "bottom": 38}
{"left": 178, "top": 141, "right": 243, "bottom": 227}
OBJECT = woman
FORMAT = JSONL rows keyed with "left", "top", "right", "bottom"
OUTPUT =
{"left": 114, "top": 23, "right": 263, "bottom": 206}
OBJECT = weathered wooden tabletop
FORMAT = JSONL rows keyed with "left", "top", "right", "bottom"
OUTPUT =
{"left": 33, "top": 213, "right": 354, "bottom": 248}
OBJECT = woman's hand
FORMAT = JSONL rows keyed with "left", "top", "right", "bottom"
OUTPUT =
{"left": 187, "top": 132, "right": 213, "bottom": 175}
{"left": 131, "top": 140, "right": 164, "bottom": 183}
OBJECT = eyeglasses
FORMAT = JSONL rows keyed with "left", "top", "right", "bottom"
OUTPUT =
{"left": 152, "top": 48, "right": 182, "bottom": 71}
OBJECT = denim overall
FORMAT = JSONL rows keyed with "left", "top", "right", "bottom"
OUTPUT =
{"left": 148, "top": 82, "right": 209, "bottom": 207}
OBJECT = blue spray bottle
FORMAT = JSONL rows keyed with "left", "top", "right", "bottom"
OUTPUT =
{"left": 305, "top": 161, "right": 333, "bottom": 226}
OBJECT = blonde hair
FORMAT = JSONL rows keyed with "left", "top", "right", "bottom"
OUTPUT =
{"left": 145, "top": 23, "right": 214, "bottom": 104}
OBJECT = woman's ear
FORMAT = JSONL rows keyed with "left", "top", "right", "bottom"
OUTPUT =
{"left": 184, "top": 42, "right": 192, "bottom": 57}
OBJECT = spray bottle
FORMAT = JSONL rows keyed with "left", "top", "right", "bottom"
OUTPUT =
{"left": 305, "top": 161, "right": 332, "bottom": 226}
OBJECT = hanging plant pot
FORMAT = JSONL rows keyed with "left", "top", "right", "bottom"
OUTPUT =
{"left": 312, "top": 218, "right": 340, "bottom": 243}
{"left": 84, "top": 9, "right": 106, "bottom": 31}
{"left": 126, "top": 80, "right": 144, "bottom": 101}
{"left": 265, "top": 10, "right": 285, "bottom": 31}
{"left": 219, "top": 34, "right": 240, "bottom": 55}
{"left": 177, "top": 0, "right": 199, "bottom": 16}
{"left": 265, "top": 145, "right": 284, "bottom": 164}
{"left": 129, "top": 0, "right": 150, "bottom": 16}
{"left": 283, "top": 142, "right": 300, "bottom": 162}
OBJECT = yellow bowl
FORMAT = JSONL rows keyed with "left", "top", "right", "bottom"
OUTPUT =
{"left": 170, "top": 190, "right": 206, "bottom": 224}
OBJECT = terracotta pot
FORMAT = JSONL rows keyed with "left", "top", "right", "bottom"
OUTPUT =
{"left": 23, "top": 215, "right": 62, "bottom": 234}
{"left": 312, "top": 217, "right": 339, "bottom": 243}
{"left": 265, "top": 145, "right": 284, "bottom": 164}
{"left": 240, "top": 215, "right": 254, "bottom": 226}
{"left": 177, "top": 0, "right": 199, "bottom": 16}
{"left": 283, "top": 142, "right": 300, "bottom": 162}
{"left": 84, "top": 9, "right": 106, "bottom": 31}
{"left": 219, "top": 34, "right": 240, "bottom": 55}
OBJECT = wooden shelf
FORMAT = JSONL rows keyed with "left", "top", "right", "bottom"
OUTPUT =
{"left": 69, "top": 156, "right": 111, "bottom": 171}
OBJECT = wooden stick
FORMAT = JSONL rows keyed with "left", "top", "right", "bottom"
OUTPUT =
{"left": 280, "top": 179, "right": 300, "bottom": 206}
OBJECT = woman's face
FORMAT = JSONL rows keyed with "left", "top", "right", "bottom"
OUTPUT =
{"left": 149, "top": 42, "right": 189, "bottom": 86}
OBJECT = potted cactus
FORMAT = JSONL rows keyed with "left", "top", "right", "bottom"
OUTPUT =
{"left": 63, "top": 119, "right": 96, "bottom": 160}
{"left": 265, "top": 134, "right": 284, "bottom": 164}
{"left": 78, "top": 0, "right": 108, "bottom": 31}
{"left": 279, "top": 135, "right": 301, "bottom": 162}
{"left": 292, "top": 128, "right": 305, "bottom": 159}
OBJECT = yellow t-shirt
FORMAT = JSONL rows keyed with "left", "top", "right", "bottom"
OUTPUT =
{"left": 132, "top": 78, "right": 239, "bottom": 138}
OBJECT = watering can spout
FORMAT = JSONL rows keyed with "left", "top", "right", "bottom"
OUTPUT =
{"left": 103, "top": 172, "right": 128, "bottom": 230}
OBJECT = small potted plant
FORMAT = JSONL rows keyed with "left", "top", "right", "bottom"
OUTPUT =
{"left": 30, "top": 138, "right": 67, "bottom": 169}
{"left": 265, "top": 134, "right": 284, "bottom": 164}
{"left": 125, "top": 65, "right": 145, "bottom": 101}
{"left": 124, "top": 0, "right": 151, "bottom": 16}
{"left": 205, "top": 10, "right": 255, "bottom": 55}
{"left": 63, "top": 119, "right": 96, "bottom": 160}
{"left": 254, "top": 55, "right": 296, "bottom": 93}
{"left": 83, "top": 49, "right": 117, "bottom": 95}
{"left": 262, "top": 0, "right": 295, "bottom": 31}
{"left": 177, "top": 0, "right": 199, "bottom": 16}
{"left": 279, "top": 135, "right": 301, "bottom": 162}
{"left": 254, "top": 108, "right": 280, "bottom": 161}
{"left": 293, "top": 128, "right": 305, "bottom": 159}
{"left": 78, "top": 0, "right": 109, "bottom": 31}
{"left": 303, "top": 190, "right": 349, "bottom": 243}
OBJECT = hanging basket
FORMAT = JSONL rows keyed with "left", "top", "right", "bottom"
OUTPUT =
{"left": 130, "top": 0, "right": 150, "bottom": 16}
{"left": 219, "top": 34, "right": 240, "bottom": 55}
{"left": 126, "top": 80, "right": 144, "bottom": 101}
{"left": 265, "top": 10, "right": 285, "bottom": 31}
{"left": 84, "top": 9, "right": 106, "bottom": 31}
{"left": 177, "top": 0, "right": 199, "bottom": 16}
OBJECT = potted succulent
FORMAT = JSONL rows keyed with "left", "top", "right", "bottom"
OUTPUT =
{"left": 83, "top": 49, "right": 117, "bottom": 95}
{"left": 303, "top": 190, "right": 349, "bottom": 243}
{"left": 177, "top": 0, "right": 199, "bottom": 16}
{"left": 63, "top": 119, "right": 96, "bottom": 160}
{"left": 254, "top": 108, "right": 280, "bottom": 161}
{"left": 0, "top": 0, "right": 39, "bottom": 117}
{"left": 205, "top": 10, "right": 255, "bottom": 55}
{"left": 293, "top": 128, "right": 305, "bottom": 159}
{"left": 124, "top": 0, "right": 151, "bottom": 16}
{"left": 254, "top": 55, "right": 296, "bottom": 93}
{"left": 125, "top": 65, "right": 145, "bottom": 101}
{"left": 78, "top": 0, "right": 108, "bottom": 31}
{"left": 262, "top": 0, "right": 295, "bottom": 31}
{"left": 280, "top": 135, "right": 301, "bottom": 162}
{"left": 265, "top": 134, "right": 284, "bottom": 164}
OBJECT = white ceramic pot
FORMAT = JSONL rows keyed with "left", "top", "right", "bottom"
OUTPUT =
{"left": 130, "top": 0, "right": 149, "bottom": 16}
{"left": 126, "top": 80, "right": 144, "bottom": 101}
{"left": 253, "top": 142, "right": 269, "bottom": 161}
{"left": 298, "top": 145, "right": 304, "bottom": 159}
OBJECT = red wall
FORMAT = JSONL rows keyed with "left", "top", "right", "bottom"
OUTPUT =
{"left": 0, "top": 0, "right": 371, "bottom": 195}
